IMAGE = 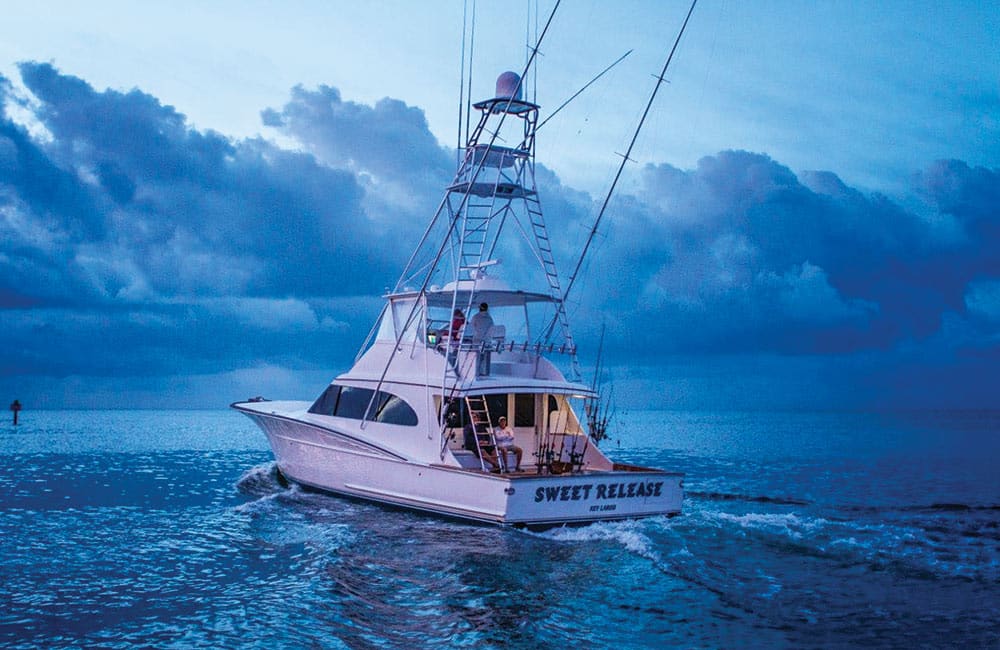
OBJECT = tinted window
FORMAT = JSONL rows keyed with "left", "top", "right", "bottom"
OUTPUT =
{"left": 514, "top": 393, "right": 535, "bottom": 427}
{"left": 308, "top": 385, "right": 340, "bottom": 415}
{"left": 485, "top": 394, "right": 507, "bottom": 423}
{"left": 334, "top": 387, "right": 370, "bottom": 419}
{"left": 310, "top": 384, "right": 418, "bottom": 426}
{"left": 374, "top": 393, "right": 418, "bottom": 426}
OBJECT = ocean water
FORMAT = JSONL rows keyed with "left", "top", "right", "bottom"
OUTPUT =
{"left": 1, "top": 409, "right": 997, "bottom": 648}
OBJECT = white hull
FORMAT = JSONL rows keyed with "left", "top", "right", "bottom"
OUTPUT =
{"left": 237, "top": 405, "right": 682, "bottom": 527}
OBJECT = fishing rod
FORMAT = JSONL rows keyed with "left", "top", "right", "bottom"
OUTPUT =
{"left": 555, "top": 428, "right": 568, "bottom": 472}
{"left": 573, "top": 430, "right": 590, "bottom": 472}
{"left": 583, "top": 321, "right": 607, "bottom": 447}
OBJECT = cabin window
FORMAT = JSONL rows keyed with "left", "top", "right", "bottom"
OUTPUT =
{"left": 514, "top": 393, "right": 535, "bottom": 427}
{"left": 308, "top": 385, "right": 418, "bottom": 426}
{"left": 308, "top": 385, "right": 340, "bottom": 416}
{"left": 335, "top": 387, "right": 373, "bottom": 420}
{"left": 374, "top": 309, "right": 395, "bottom": 341}
{"left": 391, "top": 299, "right": 423, "bottom": 343}
{"left": 374, "top": 392, "right": 419, "bottom": 426}
{"left": 485, "top": 394, "right": 507, "bottom": 423}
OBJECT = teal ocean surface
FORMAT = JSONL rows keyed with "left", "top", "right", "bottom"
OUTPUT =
{"left": 1, "top": 409, "right": 998, "bottom": 648}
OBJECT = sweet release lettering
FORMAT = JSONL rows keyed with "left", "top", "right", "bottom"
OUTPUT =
{"left": 533, "top": 481, "right": 664, "bottom": 503}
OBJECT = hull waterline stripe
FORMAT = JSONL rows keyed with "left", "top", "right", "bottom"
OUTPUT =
{"left": 344, "top": 482, "right": 506, "bottom": 518}
{"left": 292, "top": 477, "right": 505, "bottom": 524}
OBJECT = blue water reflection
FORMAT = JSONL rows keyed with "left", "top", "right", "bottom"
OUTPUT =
{"left": 1, "top": 409, "right": 997, "bottom": 648}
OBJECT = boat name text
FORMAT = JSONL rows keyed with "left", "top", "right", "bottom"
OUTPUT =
{"left": 533, "top": 481, "right": 664, "bottom": 503}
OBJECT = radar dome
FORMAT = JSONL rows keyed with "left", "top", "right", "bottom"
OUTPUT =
{"left": 495, "top": 71, "right": 522, "bottom": 100}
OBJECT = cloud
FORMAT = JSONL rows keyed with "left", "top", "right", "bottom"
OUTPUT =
{"left": 553, "top": 150, "right": 999, "bottom": 363}
{"left": 261, "top": 84, "right": 452, "bottom": 185}
{"left": 0, "top": 64, "right": 431, "bottom": 383}
{"left": 917, "top": 159, "right": 1000, "bottom": 226}
{"left": 966, "top": 280, "right": 1000, "bottom": 324}
{"left": 261, "top": 84, "right": 452, "bottom": 233}
{"left": 2, "top": 63, "right": 999, "bottom": 407}
{"left": 202, "top": 297, "right": 351, "bottom": 333}
{"left": 2, "top": 63, "right": 414, "bottom": 312}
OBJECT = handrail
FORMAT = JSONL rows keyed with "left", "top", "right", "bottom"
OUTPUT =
{"left": 427, "top": 337, "right": 577, "bottom": 356}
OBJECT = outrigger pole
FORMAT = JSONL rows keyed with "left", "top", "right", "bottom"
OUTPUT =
{"left": 535, "top": 49, "right": 633, "bottom": 134}
{"left": 551, "top": 0, "right": 699, "bottom": 334}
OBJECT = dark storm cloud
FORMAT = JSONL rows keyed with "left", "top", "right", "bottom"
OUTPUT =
{"left": 2, "top": 63, "right": 998, "bottom": 404}
{"left": 261, "top": 84, "right": 452, "bottom": 184}
{"left": 19, "top": 61, "right": 233, "bottom": 188}
{"left": 4, "top": 63, "right": 408, "bottom": 308}
{"left": 560, "top": 151, "right": 1000, "bottom": 359}
{"left": 0, "top": 64, "right": 420, "bottom": 377}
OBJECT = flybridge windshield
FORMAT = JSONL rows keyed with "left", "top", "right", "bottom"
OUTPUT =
{"left": 374, "top": 294, "right": 564, "bottom": 348}
{"left": 380, "top": 298, "right": 421, "bottom": 344}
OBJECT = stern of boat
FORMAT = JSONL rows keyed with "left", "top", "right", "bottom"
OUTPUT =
{"left": 501, "top": 466, "right": 683, "bottom": 527}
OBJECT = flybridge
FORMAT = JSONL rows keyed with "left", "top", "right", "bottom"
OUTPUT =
{"left": 382, "top": 69, "right": 580, "bottom": 385}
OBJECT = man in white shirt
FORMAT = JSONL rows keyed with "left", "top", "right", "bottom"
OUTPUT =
{"left": 493, "top": 416, "right": 523, "bottom": 471}
{"left": 469, "top": 302, "right": 494, "bottom": 376}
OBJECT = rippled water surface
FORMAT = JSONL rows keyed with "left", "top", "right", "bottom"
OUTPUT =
{"left": 1, "top": 409, "right": 998, "bottom": 648}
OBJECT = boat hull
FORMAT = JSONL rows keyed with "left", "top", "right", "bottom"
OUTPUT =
{"left": 238, "top": 408, "right": 682, "bottom": 527}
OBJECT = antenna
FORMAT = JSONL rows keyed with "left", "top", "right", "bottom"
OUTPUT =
{"left": 465, "top": 0, "right": 477, "bottom": 150}
{"left": 456, "top": 0, "right": 469, "bottom": 164}
{"left": 530, "top": 0, "right": 540, "bottom": 104}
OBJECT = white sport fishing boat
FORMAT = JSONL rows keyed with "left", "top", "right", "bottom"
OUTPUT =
{"left": 233, "top": 63, "right": 684, "bottom": 527}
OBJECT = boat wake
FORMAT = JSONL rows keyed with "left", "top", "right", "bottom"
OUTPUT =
{"left": 538, "top": 517, "right": 666, "bottom": 562}
{"left": 687, "top": 490, "right": 810, "bottom": 506}
{"left": 533, "top": 497, "right": 999, "bottom": 623}
{"left": 537, "top": 517, "right": 772, "bottom": 611}
{"left": 235, "top": 462, "right": 291, "bottom": 497}
{"left": 693, "top": 505, "right": 999, "bottom": 583}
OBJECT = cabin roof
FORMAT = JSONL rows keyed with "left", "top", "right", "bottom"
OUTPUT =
{"left": 386, "top": 287, "right": 555, "bottom": 308}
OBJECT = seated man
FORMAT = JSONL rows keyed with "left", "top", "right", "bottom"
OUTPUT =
{"left": 493, "top": 416, "right": 523, "bottom": 472}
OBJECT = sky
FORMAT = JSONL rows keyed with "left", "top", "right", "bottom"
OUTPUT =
{"left": 1, "top": 1, "right": 998, "bottom": 410}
